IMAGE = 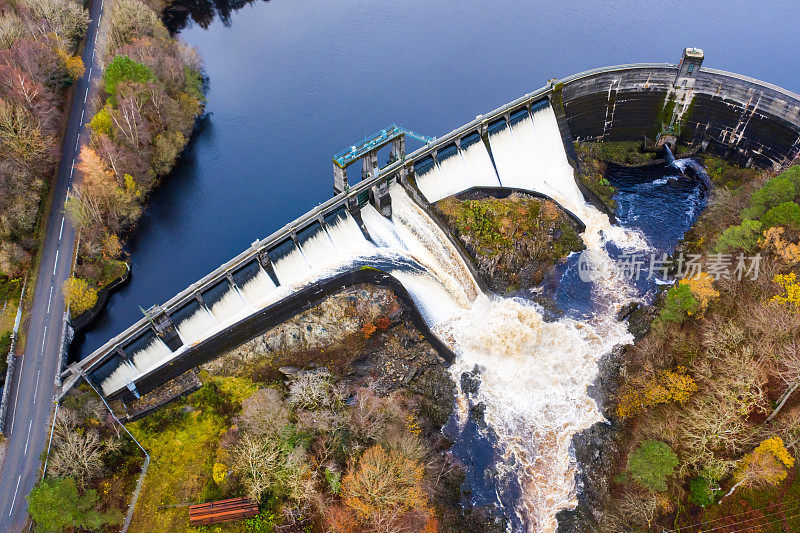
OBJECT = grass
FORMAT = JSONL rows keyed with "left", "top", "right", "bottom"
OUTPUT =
{"left": 701, "top": 154, "right": 761, "bottom": 190}
{"left": 688, "top": 467, "right": 800, "bottom": 532}
{"left": 580, "top": 140, "right": 655, "bottom": 166}
{"left": 126, "top": 375, "right": 256, "bottom": 533}
{"left": 435, "top": 194, "right": 584, "bottom": 291}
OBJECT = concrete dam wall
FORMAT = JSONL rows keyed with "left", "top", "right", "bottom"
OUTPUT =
{"left": 64, "top": 49, "right": 800, "bottom": 404}
{"left": 556, "top": 62, "right": 800, "bottom": 167}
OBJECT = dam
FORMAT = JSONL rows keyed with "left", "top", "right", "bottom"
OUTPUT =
{"left": 62, "top": 48, "right": 800, "bottom": 405}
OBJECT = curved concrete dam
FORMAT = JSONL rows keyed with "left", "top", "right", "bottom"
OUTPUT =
{"left": 61, "top": 48, "right": 800, "bottom": 530}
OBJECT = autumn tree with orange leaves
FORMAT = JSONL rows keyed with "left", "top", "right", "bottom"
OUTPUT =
{"left": 342, "top": 444, "right": 430, "bottom": 531}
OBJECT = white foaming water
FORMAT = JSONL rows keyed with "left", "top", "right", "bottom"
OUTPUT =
{"left": 237, "top": 267, "right": 277, "bottom": 307}
{"left": 102, "top": 360, "right": 139, "bottom": 396}
{"left": 175, "top": 307, "right": 217, "bottom": 345}
{"left": 300, "top": 226, "right": 338, "bottom": 268}
{"left": 373, "top": 182, "right": 640, "bottom": 531}
{"left": 130, "top": 337, "right": 174, "bottom": 378}
{"left": 100, "top": 103, "right": 649, "bottom": 529}
{"left": 324, "top": 212, "right": 370, "bottom": 257}
{"left": 488, "top": 122, "right": 532, "bottom": 191}
{"left": 460, "top": 138, "right": 501, "bottom": 189}
{"left": 209, "top": 285, "right": 248, "bottom": 324}
{"left": 271, "top": 244, "right": 311, "bottom": 285}
{"left": 414, "top": 160, "right": 450, "bottom": 202}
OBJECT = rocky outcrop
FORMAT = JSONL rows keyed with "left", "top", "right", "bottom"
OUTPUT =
{"left": 435, "top": 192, "right": 585, "bottom": 294}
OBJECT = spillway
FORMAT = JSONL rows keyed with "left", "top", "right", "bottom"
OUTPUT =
{"left": 90, "top": 100, "right": 648, "bottom": 531}
{"left": 233, "top": 261, "right": 277, "bottom": 307}
{"left": 172, "top": 300, "right": 217, "bottom": 346}
{"left": 269, "top": 238, "right": 311, "bottom": 285}
{"left": 297, "top": 222, "right": 338, "bottom": 269}
{"left": 127, "top": 332, "right": 174, "bottom": 380}
{"left": 201, "top": 281, "right": 247, "bottom": 325}
{"left": 459, "top": 133, "right": 501, "bottom": 189}
{"left": 323, "top": 208, "right": 370, "bottom": 257}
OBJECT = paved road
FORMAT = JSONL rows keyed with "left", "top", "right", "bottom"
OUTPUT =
{"left": 0, "top": 0, "right": 107, "bottom": 529}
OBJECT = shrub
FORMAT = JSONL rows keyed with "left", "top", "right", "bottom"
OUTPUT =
{"left": 616, "top": 367, "right": 698, "bottom": 418}
{"left": 287, "top": 370, "right": 340, "bottom": 410}
{"left": 0, "top": 331, "right": 11, "bottom": 358}
{"left": 742, "top": 177, "right": 796, "bottom": 220}
{"left": 325, "top": 467, "right": 342, "bottom": 495}
{"left": 772, "top": 273, "right": 800, "bottom": 308}
{"left": 760, "top": 201, "right": 800, "bottom": 230}
{"left": 627, "top": 440, "right": 679, "bottom": 492}
{"left": 659, "top": 283, "right": 699, "bottom": 323}
{"left": 189, "top": 381, "right": 238, "bottom": 419}
{"left": 212, "top": 462, "right": 228, "bottom": 485}
{"left": 63, "top": 277, "right": 98, "bottom": 314}
{"left": 688, "top": 477, "right": 718, "bottom": 507}
{"left": 342, "top": 445, "right": 427, "bottom": 523}
{"left": 713, "top": 219, "right": 763, "bottom": 253}
{"left": 361, "top": 321, "right": 377, "bottom": 338}
{"left": 104, "top": 55, "right": 153, "bottom": 95}
{"left": 28, "top": 477, "right": 121, "bottom": 532}
{"left": 761, "top": 227, "right": 800, "bottom": 264}
{"left": 779, "top": 165, "right": 800, "bottom": 189}
{"left": 734, "top": 437, "right": 795, "bottom": 488}
{"left": 682, "top": 272, "right": 719, "bottom": 313}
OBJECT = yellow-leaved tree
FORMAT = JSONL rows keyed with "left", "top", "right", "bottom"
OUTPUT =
{"left": 342, "top": 444, "right": 427, "bottom": 527}
{"left": 63, "top": 277, "right": 97, "bottom": 315}
{"left": 734, "top": 437, "right": 794, "bottom": 489}
{"left": 772, "top": 273, "right": 800, "bottom": 308}
{"left": 762, "top": 227, "right": 800, "bottom": 265}
{"left": 681, "top": 272, "right": 719, "bottom": 315}
{"left": 616, "top": 367, "right": 698, "bottom": 418}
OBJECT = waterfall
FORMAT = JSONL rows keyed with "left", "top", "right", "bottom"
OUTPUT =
{"left": 364, "top": 183, "right": 637, "bottom": 531}
{"left": 298, "top": 223, "right": 338, "bottom": 268}
{"left": 95, "top": 102, "right": 652, "bottom": 530}
{"left": 324, "top": 209, "right": 371, "bottom": 257}
{"left": 237, "top": 267, "right": 277, "bottom": 307}
{"left": 208, "top": 284, "right": 248, "bottom": 325}
{"left": 101, "top": 359, "right": 139, "bottom": 396}
{"left": 460, "top": 135, "right": 501, "bottom": 189}
{"left": 175, "top": 306, "right": 217, "bottom": 346}
{"left": 130, "top": 335, "right": 174, "bottom": 377}
{"left": 414, "top": 157, "right": 452, "bottom": 203}
{"left": 663, "top": 144, "right": 678, "bottom": 170}
{"left": 271, "top": 240, "right": 311, "bottom": 285}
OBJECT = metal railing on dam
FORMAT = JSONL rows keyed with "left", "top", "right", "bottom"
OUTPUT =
{"left": 64, "top": 52, "right": 800, "bottom": 400}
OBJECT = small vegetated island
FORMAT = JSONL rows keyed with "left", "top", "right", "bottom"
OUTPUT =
{"left": 8, "top": 4, "right": 800, "bottom": 531}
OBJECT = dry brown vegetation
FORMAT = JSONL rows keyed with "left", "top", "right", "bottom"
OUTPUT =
{"left": 602, "top": 161, "right": 800, "bottom": 531}
{"left": 64, "top": 0, "right": 203, "bottom": 312}
{"left": 0, "top": 0, "right": 88, "bottom": 280}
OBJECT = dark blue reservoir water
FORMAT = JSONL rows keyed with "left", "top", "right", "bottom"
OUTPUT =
{"left": 74, "top": 0, "right": 800, "bottom": 356}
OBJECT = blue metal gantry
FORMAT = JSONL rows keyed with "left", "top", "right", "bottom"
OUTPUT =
{"left": 332, "top": 124, "right": 435, "bottom": 169}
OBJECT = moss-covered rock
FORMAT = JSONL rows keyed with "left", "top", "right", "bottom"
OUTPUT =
{"left": 434, "top": 193, "right": 584, "bottom": 294}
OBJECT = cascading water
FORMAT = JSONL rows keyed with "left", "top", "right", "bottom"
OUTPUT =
{"left": 324, "top": 209, "right": 372, "bottom": 257}
{"left": 208, "top": 284, "right": 248, "bottom": 324}
{"left": 378, "top": 184, "right": 637, "bottom": 531}
{"left": 106, "top": 102, "right": 700, "bottom": 530}
{"left": 459, "top": 135, "right": 502, "bottom": 190}
{"left": 130, "top": 336, "right": 174, "bottom": 376}
{"left": 237, "top": 267, "right": 277, "bottom": 307}
{"left": 175, "top": 306, "right": 217, "bottom": 346}
{"left": 298, "top": 223, "right": 339, "bottom": 268}
{"left": 271, "top": 240, "right": 311, "bottom": 285}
